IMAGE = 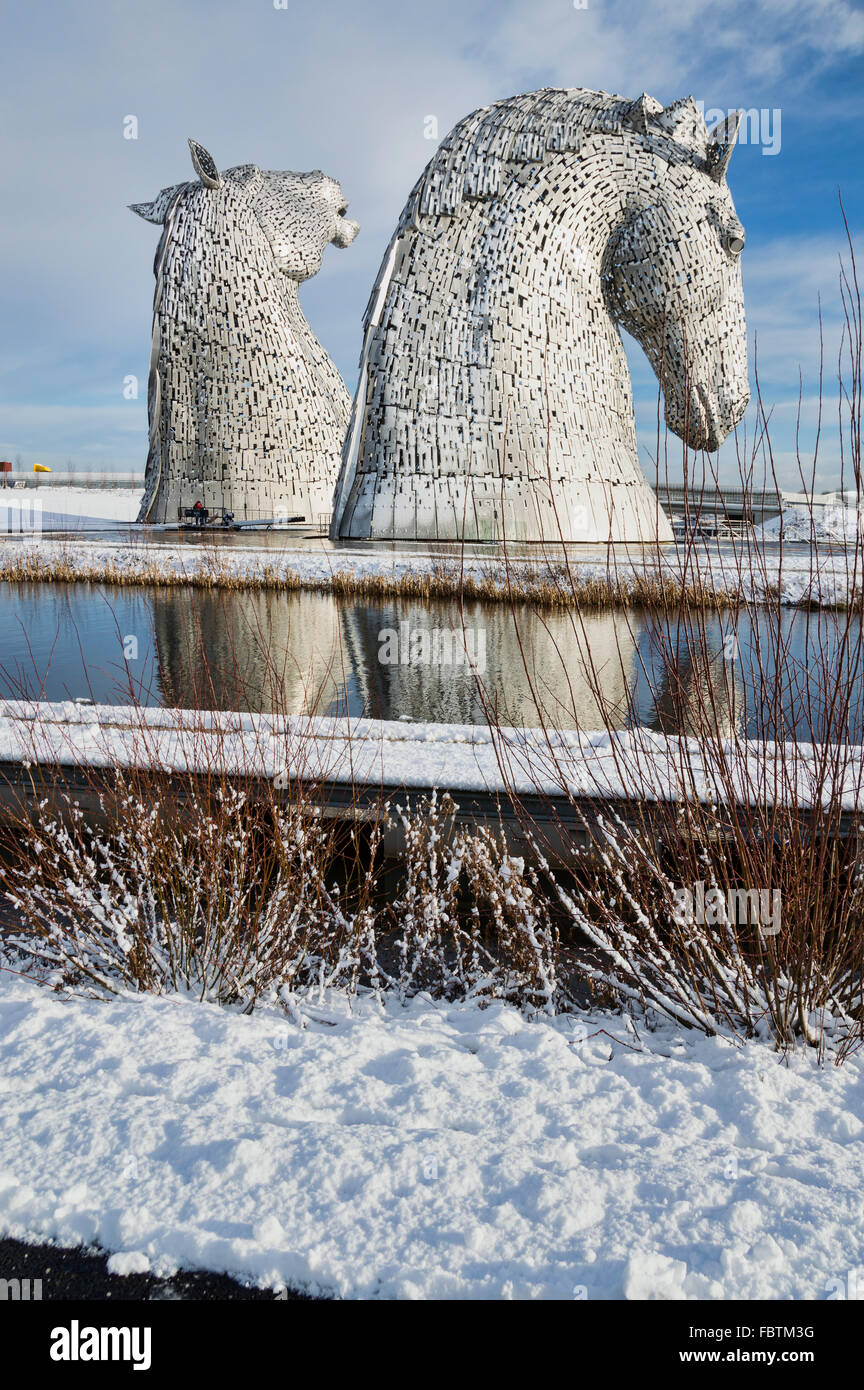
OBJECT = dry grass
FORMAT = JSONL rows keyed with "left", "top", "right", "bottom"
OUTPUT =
{"left": 0, "top": 544, "right": 742, "bottom": 612}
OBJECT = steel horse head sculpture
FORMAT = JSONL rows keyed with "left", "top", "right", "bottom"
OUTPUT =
{"left": 132, "top": 139, "right": 359, "bottom": 524}
{"left": 331, "top": 88, "right": 748, "bottom": 544}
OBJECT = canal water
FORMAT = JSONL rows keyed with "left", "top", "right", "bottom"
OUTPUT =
{"left": 1, "top": 581, "right": 861, "bottom": 742}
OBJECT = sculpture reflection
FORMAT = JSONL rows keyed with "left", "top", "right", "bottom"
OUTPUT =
{"left": 152, "top": 588, "right": 654, "bottom": 731}
{"left": 339, "top": 601, "right": 640, "bottom": 729}
{"left": 153, "top": 589, "right": 349, "bottom": 715}
{"left": 642, "top": 625, "right": 745, "bottom": 740}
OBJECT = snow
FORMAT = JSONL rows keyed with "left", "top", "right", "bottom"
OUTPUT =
{"left": 106, "top": 1250, "right": 152, "bottom": 1276}
{"left": 0, "top": 486, "right": 141, "bottom": 527}
{"left": 756, "top": 504, "right": 861, "bottom": 545}
{"left": 0, "top": 975, "right": 862, "bottom": 1299}
{"left": 0, "top": 528, "right": 858, "bottom": 608}
{"left": 2, "top": 699, "right": 862, "bottom": 807}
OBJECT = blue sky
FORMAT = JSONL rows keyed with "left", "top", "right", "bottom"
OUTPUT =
{"left": 0, "top": 0, "right": 862, "bottom": 489}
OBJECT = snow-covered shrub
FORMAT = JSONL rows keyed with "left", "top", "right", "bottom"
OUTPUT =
{"left": 457, "top": 822, "right": 561, "bottom": 1015}
{"left": 2, "top": 782, "right": 565, "bottom": 1017}
{"left": 552, "top": 810, "right": 864, "bottom": 1055}
{"left": 2, "top": 784, "right": 381, "bottom": 1010}
{"left": 387, "top": 793, "right": 565, "bottom": 1013}
{"left": 389, "top": 792, "right": 465, "bottom": 1001}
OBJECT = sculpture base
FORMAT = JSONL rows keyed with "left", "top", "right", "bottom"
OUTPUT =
{"left": 334, "top": 474, "right": 673, "bottom": 545}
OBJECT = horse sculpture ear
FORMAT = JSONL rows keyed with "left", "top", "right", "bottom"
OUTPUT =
{"left": 129, "top": 184, "right": 185, "bottom": 224}
{"left": 706, "top": 110, "right": 743, "bottom": 183}
{"left": 622, "top": 93, "right": 663, "bottom": 136}
{"left": 655, "top": 96, "right": 706, "bottom": 146}
{"left": 188, "top": 138, "right": 222, "bottom": 189}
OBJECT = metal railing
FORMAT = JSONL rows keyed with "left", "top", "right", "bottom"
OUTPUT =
{"left": 2, "top": 471, "right": 143, "bottom": 489}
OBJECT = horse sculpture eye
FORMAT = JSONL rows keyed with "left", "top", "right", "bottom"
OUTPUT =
{"left": 726, "top": 231, "right": 745, "bottom": 255}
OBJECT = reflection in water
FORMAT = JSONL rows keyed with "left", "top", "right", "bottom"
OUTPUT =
{"left": 2, "top": 581, "right": 859, "bottom": 741}
{"left": 153, "top": 589, "right": 348, "bottom": 715}
{"left": 149, "top": 590, "right": 743, "bottom": 735}
{"left": 649, "top": 644, "right": 744, "bottom": 739}
{"left": 338, "top": 601, "right": 638, "bottom": 729}
{"left": 152, "top": 588, "right": 643, "bottom": 728}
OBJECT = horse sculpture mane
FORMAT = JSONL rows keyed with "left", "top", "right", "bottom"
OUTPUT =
{"left": 131, "top": 139, "right": 359, "bottom": 525}
{"left": 331, "top": 87, "right": 749, "bottom": 543}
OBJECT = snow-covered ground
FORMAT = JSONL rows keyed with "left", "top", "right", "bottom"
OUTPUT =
{"left": 0, "top": 528, "right": 858, "bottom": 608}
{"left": 2, "top": 700, "right": 861, "bottom": 807}
{"left": 0, "top": 486, "right": 141, "bottom": 527}
{"left": 1, "top": 488, "right": 859, "bottom": 608}
{"left": 755, "top": 504, "right": 862, "bottom": 545}
{"left": 0, "top": 976, "right": 861, "bottom": 1300}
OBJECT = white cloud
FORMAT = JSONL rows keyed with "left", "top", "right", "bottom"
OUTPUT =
{"left": 483, "top": 0, "right": 864, "bottom": 99}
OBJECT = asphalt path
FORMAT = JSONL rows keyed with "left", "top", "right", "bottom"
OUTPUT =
{"left": 0, "top": 1237, "right": 325, "bottom": 1301}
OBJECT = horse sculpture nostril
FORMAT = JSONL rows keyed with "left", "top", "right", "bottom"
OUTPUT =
{"left": 333, "top": 218, "right": 360, "bottom": 248}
